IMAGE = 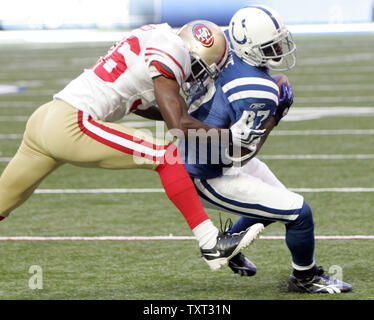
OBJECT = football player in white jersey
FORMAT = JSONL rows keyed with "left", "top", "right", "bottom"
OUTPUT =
{"left": 0, "top": 21, "right": 265, "bottom": 272}
{"left": 136, "top": 8, "right": 353, "bottom": 293}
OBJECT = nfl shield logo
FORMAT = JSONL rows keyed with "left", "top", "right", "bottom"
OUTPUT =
{"left": 192, "top": 24, "right": 214, "bottom": 47}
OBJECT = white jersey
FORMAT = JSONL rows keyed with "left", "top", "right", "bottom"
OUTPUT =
{"left": 54, "top": 24, "right": 191, "bottom": 122}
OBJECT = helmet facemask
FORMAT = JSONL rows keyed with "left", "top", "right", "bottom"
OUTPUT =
{"left": 178, "top": 20, "right": 229, "bottom": 98}
{"left": 257, "top": 30, "right": 296, "bottom": 71}
{"left": 182, "top": 53, "right": 221, "bottom": 97}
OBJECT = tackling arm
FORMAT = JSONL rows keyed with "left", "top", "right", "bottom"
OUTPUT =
{"left": 153, "top": 75, "right": 229, "bottom": 143}
{"left": 134, "top": 107, "right": 164, "bottom": 121}
{"left": 153, "top": 75, "right": 265, "bottom": 148}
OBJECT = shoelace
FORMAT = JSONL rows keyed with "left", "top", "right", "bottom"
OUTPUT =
{"left": 219, "top": 213, "right": 234, "bottom": 234}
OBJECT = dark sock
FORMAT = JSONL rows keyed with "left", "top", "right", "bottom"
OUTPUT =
{"left": 293, "top": 264, "right": 317, "bottom": 280}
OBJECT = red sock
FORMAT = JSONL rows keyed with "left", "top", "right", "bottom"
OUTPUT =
{"left": 156, "top": 143, "right": 209, "bottom": 230}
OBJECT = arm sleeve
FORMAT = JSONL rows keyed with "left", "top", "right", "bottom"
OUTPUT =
{"left": 144, "top": 33, "right": 191, "bottom": 86}
{"left": 148, "top": 61, "right": 176, "bottom": 80}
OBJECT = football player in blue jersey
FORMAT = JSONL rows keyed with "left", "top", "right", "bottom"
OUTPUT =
{"left": 136, "top": 6, "right": 352, "bottom": 293}
{"left": 179, "top": 5, "right": 352, "bottom": 293}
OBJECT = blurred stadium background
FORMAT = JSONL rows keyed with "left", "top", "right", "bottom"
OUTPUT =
{"left": 0, "top": 0, "right": 373, "bottom": 301}
{"left": 1, "top": 0, "right": 374, "bottom": 29}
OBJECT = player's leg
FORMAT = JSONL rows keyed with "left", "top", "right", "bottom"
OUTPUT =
{"left": 239, "top": 157, "right": 286, "bottom": 189}
{"left": 46, "top": 101, "right": 214, "bottom": 233}
{"left": 226, "top": 159, "right": 319, "bottom": 280}
{"left": 226, "top": 157, "right": 316, "bottom": 269}
{"left": 223, "top": 157, "right": 287, "bottom": 233}
{"left": 0, "top": 143, "right": 61, "bottom": 219}
{"left": 155, "top": 144, "right": 264, "bottom": 271}
{"left": 0, "top": 102, "right": 63, "bottom": 220}
{"left": 155, "top": 144, "right": 217, "bottom": 247}
{"left": 195, "top": 168, "right": 352, "bottom": 292}
{"left": 45, "top": 100, "right": 258, "bottom": 271}
{"left": 193, "top": 172, "right": 315, "bottom": 274}
{"left": 286, "top": 201, "right": 352, "bottom": 293}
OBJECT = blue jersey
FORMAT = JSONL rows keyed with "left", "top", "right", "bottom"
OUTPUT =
{"left": 180, "top": 32, "right": 280, "bottom": 179}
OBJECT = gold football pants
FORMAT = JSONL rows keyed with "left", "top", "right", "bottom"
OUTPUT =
{"left": 0, "top": 99, "right": 170, "bottom": 218}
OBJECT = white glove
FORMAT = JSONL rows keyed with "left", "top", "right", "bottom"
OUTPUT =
{"left": 229, "top": 115, "right": 266, "bottom": 148}
{"left": 226, "top": 112, "right": 266, "bottom": 164}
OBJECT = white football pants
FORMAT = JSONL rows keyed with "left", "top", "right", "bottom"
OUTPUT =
{"left": 193, "top": 158, "right": 304, "bottom": 223}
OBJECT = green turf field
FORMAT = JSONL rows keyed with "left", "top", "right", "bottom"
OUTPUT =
{"left": 0, "top": 34, "right": 373, "bottom": 301}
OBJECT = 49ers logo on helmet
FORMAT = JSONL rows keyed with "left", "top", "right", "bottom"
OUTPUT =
{"left": 192, "top": 24, "right": 214, "bottom": 47}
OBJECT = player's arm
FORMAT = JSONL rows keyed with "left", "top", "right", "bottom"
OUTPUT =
{"left": 134, "top": 107, "right": 164, "bottom": 121}
{"left": 153, "top": 75, "right": 229, "bottom": 142}
{"left": 149, "top": 44, "right": 260, "bottom": 146}
{"left": 154, "top": 76, "right": 264, "bottom": 147}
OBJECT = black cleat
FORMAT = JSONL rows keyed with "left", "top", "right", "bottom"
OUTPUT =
{"left": 288, "top": 265, "right": 353, "bottom": 294}
{"left": 201, "top": 223, "right": 264, "bottom": 271}
{"left": 229, "top": 252, "right": 257, "bottom": 276}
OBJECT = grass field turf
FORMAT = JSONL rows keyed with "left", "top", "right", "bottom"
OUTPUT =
{"left": 0, "top": 34, "right": 373, "bottom": 300}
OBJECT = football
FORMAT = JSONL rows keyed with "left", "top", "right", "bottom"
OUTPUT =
{"left": 272, "top": 73, "right": 289, "bottom": 96}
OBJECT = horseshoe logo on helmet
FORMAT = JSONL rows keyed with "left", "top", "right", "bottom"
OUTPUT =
{"left": 231, "top": 19, "right": 247, "bottom": 44}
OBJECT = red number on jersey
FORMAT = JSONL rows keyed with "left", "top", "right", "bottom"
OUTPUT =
{"left": 92, "top": 35, "right": 140, "bottom": 83}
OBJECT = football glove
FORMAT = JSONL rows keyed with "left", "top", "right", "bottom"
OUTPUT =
{"left": 229, "top": 117, "right": 266, "bottom": 148}
{"left": 227, "top": 127, "right": 266, "bottom": 163}
{"left": 274, "top": 83, "right": 293, "bottom": 125}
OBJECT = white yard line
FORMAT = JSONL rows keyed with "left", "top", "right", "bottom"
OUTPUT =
{"left": 259, "top": 154, "right": 374, "bottom": 160}
{"left": 290, "top": 187, "right": 374, "bottom": 192}
{"left": 0, "top": 101, "right": 40, "bottom": 108}
{"left": 1, "top": 153, "right": 374, "bottom": 162}
{"left": 270, "top": 129, "right": 374, "bottom": 136}
{"left": 295, "top": 84, "right": 374, "bottom": 91}
{"left": 34, "top": 188, "right": 166, "bottom": 194}
{"left": 292, "top": 66, "right": 374, "bottom": 75}
{"left": 0, "top": 134, "right": 23, "bottom": 139}
{"left": 0, "top": 116, "right": 29, "bottom": 122}
{"left": 298, "top": 52, "right": 374, "bottom": 66}
{"left": 28, "top": 188, "right": 374, "bottom": 194}
{"left": 2, "top": 155, "right": 373, "bottom": 162}
{"left": 285, "top": 106, "right": 374, "bottom": 121}
{"left": 297, "top": 96, "right": 374, "bottom": 103}
{"left": 1, "top": 129, "right": 374, "bottom": 139}
{"left": 1, "top": 115, "right": 374, "bottom": 137}
{"left": 0, "top": 235, "right": 372, "bottom": 241}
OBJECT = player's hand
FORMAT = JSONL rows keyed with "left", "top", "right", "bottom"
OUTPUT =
{"left": 229, "top": 119, "right": 266, "bottom": 148}
{"left": 274, "top": 83, "right": 293, "bottom": 125}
